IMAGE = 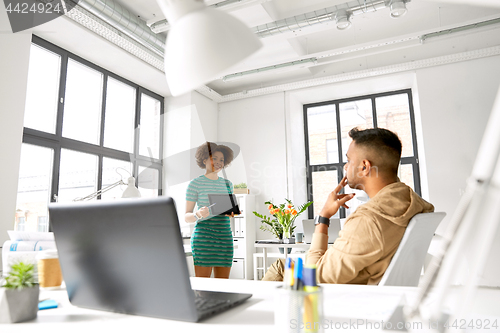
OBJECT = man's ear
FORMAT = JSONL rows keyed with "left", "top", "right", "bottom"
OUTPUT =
{"left": 362, "top": 160, "right": 372, "bottom": 175}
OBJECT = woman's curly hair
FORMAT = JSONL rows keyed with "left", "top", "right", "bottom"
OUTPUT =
{"left": 195, "top": 142, "right": 234, "bottom": 169}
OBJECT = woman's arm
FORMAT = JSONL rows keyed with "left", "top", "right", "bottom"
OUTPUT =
{"left": 185, "top": 200, "right": 210, "bottom": 223}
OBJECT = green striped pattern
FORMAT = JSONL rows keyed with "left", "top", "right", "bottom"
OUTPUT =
{"left": 186, "top": 175, "right": 234, "bottom": 267}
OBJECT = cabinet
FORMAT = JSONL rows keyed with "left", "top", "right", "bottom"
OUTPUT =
{"left": 230, "top": 194, "right": 255, "bottom": 280}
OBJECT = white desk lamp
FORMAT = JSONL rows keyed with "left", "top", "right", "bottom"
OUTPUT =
{"left": 155, "top": 0, "right": 262, "bottom": 96}
{"left": 74, "top": 169, "right": 141, "bottom": 201}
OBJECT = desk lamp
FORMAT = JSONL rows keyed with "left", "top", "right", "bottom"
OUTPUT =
{"left": 73, "top": 169, "right": 141, "bottom": 201}
{"left": 155, "top": 0, "right": 262, "bottom": 96}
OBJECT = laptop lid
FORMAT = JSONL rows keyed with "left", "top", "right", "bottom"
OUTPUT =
{"left": 49, "top": 197, "right": 250, "bottom": 322}
{"left": 302, "top": 218, "right": 341, "bottom": 244}
{"left": 207, "top": 194, "right": 241, "bottom": 216}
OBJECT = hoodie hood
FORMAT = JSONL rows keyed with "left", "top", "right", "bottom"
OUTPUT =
{"left": 356, "top": 181, "right": 434, "bottom": 227}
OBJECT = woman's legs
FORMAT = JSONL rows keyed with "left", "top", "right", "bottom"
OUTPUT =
{"left": 213, "top": 266, "right": 231, "bottom": 279}
{"left": 194, "top": 266, "right": 213, "bottom": 278}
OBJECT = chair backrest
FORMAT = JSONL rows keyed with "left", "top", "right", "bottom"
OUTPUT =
{"left": 378, "top": 212, "right": 446, "bottom": 287}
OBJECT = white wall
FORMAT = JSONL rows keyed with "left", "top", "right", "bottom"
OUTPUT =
{"left": 0, "top": 7, "right": 32, "bottom": 245}
{"left": 416, "top": 55, "right": 500, "bottom": 234}
{"left": 218, "top": 93, "right": 287, "bottom": 239}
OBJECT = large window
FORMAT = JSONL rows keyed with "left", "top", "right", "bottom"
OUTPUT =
{"left": 15, "top": 36, "right": 164, "bottom": 232}
{"left": 304, "top": 89, "right": 420, "bottom": 218}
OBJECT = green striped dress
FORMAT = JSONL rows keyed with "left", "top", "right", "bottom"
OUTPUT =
{"left": 186, "top": 175, "right": 234, "bottom": 267}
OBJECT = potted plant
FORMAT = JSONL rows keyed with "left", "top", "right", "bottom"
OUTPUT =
{"left": 0, "top": 262, "right": 39, "bottom": 323}
{"left": 253, "top": 199, "right": 313, "bottom": 252}
{"left": 233, "top": 182, "right": 249, "bottom": 194}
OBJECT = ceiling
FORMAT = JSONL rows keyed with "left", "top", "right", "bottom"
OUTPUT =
{"left": 32, "top": 0, "right": 500, "bottom": 99}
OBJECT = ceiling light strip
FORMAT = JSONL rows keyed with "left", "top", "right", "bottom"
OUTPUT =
{"left": 421, "top": 17, "right": 500, "bottom": 42}
{"left": 65, "top": 5, "right": 165, "bottom": 72}
{"left": 208, "top": 45, "right": 500, "bottom": 103}
{"left": 222, "top": 57, "right": 317, "bottom": 82}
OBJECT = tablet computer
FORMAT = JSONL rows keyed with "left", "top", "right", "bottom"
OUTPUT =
{"left": 207, "top": 194, "right": 241, "bottom": 216}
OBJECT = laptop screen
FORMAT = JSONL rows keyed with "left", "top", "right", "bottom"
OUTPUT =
{"left": 49, "top": 197, "right": 199, "bottom": 321}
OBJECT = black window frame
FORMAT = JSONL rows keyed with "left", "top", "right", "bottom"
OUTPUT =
{"left": 304, "top": 89, "right": 421, "bottom": 219}
{"left": 21, "top": 36, "right": 164, "bottom": 228}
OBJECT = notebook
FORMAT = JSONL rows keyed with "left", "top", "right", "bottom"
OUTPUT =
{"left": 48, "top": 196, "right": 251, "bottom": 322}
{"left": 207, "top": 193, "right": 241, "bottom": 216}
{"left": 302, "top": 218, "right": 341, "bottom": 244}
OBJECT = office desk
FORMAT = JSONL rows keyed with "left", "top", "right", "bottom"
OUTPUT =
{"left": 1, "top": 278, "right": 499, "bottom": 333}
{"left": 254, "top": 243, "right": 310, "bottom": 277}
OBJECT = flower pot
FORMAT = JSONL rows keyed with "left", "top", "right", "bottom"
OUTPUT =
{"left": 0, "top": 285, "right": 39, "bottom": 323}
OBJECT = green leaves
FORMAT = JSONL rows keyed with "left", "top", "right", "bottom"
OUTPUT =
{"left": 2, "top": 262, "right": 36, "bottom": 290}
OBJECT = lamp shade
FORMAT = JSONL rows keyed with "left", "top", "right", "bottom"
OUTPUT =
{"left": 122, "top": 177, "right": 141, "bottom": 198}
{"left": 160, "top": 2, "right": 262, "bottom": 96}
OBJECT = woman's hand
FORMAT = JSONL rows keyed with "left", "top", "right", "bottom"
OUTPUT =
{"left": 198, "top": 206, "right": 210, "bottom": 218}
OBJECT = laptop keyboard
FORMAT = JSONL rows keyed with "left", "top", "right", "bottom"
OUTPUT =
{"left": 194, "top": 296, "right": 230, "bottom": 313}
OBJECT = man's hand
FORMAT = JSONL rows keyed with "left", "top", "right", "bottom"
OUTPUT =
{"left": 319, "top": 175, "right": 356, "bottom": 219}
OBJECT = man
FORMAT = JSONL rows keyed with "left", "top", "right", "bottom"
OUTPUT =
{"left": 263, "top": 127, "right": 434, "bottom": 284}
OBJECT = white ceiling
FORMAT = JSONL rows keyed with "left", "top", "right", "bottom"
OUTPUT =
{"left": 32, "top": 0, "right": 500, "bottom": 98}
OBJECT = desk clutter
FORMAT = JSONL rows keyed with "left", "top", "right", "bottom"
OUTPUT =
{"left": 275, "top": 258, "right": 323, "bottom": 333}
{"left": 2, "top": 231, "right": 62, "bottom": 288}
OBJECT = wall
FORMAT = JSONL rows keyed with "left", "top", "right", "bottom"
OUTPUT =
{"left": 218, "top": 93, "right": 287, "bottom": 240}
{"left": 0, "top": 7, "right": 32, "bottom": 245}
{"left": 416, "top": 55, "right": 500, "bottom": 234}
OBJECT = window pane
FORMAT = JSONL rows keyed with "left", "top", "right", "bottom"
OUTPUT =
{"left": 311, "top": 169, "right": 339, "bottom": 218}
{"left": 62, "top": 59, "right": 103, "bottom": 144}
{"left": 375, "top": 93, "right": 414, "bottom": 157}
{"left": 24, "top": 44, "right": 61, "bottom": 134}
{"left": 58, "top": 149, "right": 98, "bottom": 202}
{"left": 339, "top": 99, "right": 373, "bottom": 162}
{"left": 139, "top": 94, "right": 161, "bottom": 159}
{"left": 101, "top": 158, "right": 133, "bottom": 200}
{"left": 104, "top": 78, "right": 136, "bottom": 153}
{"left": 138, "top": 165, "right": 159, "bottom": 198}
{"left": 399, "top": 163, "right": 415, "bottom": 191}
{"left": 16, "top": 144, "right": 53, "bottom": 232}
{"left": 307, "top": 105, "right": 337, "bottom": 165}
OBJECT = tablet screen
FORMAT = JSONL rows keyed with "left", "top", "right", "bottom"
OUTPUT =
{"left": 207, "top": 194, "right": 241, "bottom": 216}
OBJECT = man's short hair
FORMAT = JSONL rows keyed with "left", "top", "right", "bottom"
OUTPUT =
{"left": 349, "top": 127, "right": 402, "bottom": 175}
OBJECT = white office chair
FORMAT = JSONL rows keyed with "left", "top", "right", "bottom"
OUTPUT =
{"left": 378, "top": 212, "right": 446, "bottom": 287}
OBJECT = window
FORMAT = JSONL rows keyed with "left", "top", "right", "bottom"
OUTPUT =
{"left": 304, "top": 89, "right": 421, "bottom": 218}
{"left": 15, "top": 36, "right": 164, "bottom": 232}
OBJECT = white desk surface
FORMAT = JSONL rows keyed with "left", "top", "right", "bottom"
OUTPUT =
{"left": 254, "top": 243, "right": 310, "bottom": 249}
{"left": 1, "top": 278, "right": 499, "bottom": 333}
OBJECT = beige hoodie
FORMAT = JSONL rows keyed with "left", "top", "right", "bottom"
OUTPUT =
{"left": 306, "top": 181, "right": 434, "bottom": 285}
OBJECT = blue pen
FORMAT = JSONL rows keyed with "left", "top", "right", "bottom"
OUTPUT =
{"left": 283, "top": 257, "right": 293, "bottom": 289}
{"left": 293, "top": 257, "right": 303, "bottom": 290}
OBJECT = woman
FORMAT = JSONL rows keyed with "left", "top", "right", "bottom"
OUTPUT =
{"left": 185, "top": 142, "right": 235, "bottom": 278}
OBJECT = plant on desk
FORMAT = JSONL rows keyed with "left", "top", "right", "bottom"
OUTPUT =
{"left": 253, "top": 199, "right": 313, "bottom": 240}
{"left": 0, "top": 262, "right": 39, "bottom": 323}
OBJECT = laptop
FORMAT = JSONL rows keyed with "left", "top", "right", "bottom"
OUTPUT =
{"left": 302, "top": 218, "right": 341, "bottom": 244}
{"left": 48, "top": 196, "right": 251, "bottom": 322}
{"left": 207, "top": 193, "right": 241, "bottom": 216}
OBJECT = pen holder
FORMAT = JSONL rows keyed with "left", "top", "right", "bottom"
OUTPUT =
{"left": 275, "top": 287, "right": 324, "bottom": 333}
